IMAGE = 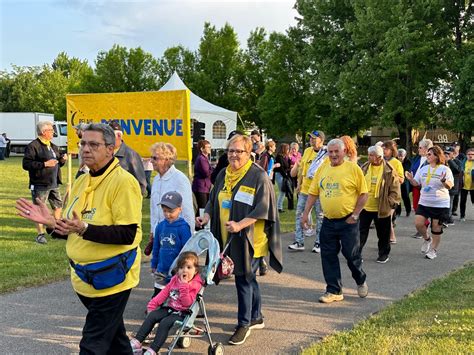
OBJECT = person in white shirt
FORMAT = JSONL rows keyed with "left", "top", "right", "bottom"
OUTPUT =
{"left": 405, "top": 145, "right": 454, "bottom": 260}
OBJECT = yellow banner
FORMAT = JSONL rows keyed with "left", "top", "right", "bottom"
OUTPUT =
{"left": 66, "top": 90, "right": 191, "bottom": 160}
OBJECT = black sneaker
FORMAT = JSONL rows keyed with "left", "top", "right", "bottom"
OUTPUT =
{"left": 376, "top": 255, "right": 389, "bottom": 264}
{"left": 249, "top": 318, "right": 265, "bottom": 330}
{"left": 229, "top": 326, "right": 250, "bottom": 345}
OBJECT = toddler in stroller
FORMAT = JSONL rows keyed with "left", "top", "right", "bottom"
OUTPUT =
{"left": 130, "top": 230, "right": 224, "bottom": 354}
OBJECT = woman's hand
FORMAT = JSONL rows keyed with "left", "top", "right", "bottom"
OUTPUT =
{"left": 196, "top": 213, "right": 210, "bottom": 227}
{"left": 273, "top": 163, "right": 281, "bottom": 169}
{"left": 440, "top": 171, "right": 447, "bottom": 183}
{"left": 54, "top": 211, "right": 85, "bottom": 236}
{"left": 405, "top": 171, "right": 414, "bottom": 180}
{"left": 225, "top": 220, "right": 242, "bottom": 233}
{"left": 16, "top": 198, "right": 56, "bottom": 228}
{"left": 301, "top": 211, "right": 309, "bottom": 229}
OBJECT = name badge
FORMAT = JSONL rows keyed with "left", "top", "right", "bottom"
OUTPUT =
{"left": 234, "top": 186, "right": 255, "bottom": 206}
{"left": 222, "top": 200, "right": 232, "bottom": 209}
{"left": 423, "top": 186, "right": 432, "bottom": 192}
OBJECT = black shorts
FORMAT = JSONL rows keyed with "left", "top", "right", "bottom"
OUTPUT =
{"left": 31, "top": 188, "right": 62, "bottom": 210}
{"left": 416, "top": 204, "right": 450, "bottom": 223}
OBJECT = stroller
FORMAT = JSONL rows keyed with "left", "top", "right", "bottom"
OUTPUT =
{"left": 148, "top": 229, "right": 225, "bottom": 355}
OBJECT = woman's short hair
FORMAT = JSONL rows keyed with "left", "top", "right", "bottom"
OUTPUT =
{"left": 368, "top": 145, "right": 383, "bottom": 158}
{"left": 290, "top": 142, "right": 299, "bottom": 150}
{"left": 428, "top": 146, "right": 446, "bottom": 165}
{"left": 83, "top": 123, "right": 116, "bottom": 147}
{"left": 36, "top": 121, "right": 53, "bottom": 136}
{"left": 265, "top": 140, "right": 276, "bottom": 151}
{"left": 382, "top": 140, "right": 398, "bottom": 158}
{"left": 419, "top": 138, "right": 433, "bottom": 149}
{"left": 150, "top": 142, "right": 177, "bottom": 165}
{"left": 227, "top": 134, "right": 252, "bottom": 153}
{"left": 197, "top": 139, "right": 210, "bottom": 151}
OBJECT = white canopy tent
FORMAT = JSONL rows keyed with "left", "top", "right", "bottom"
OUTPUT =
{"left": 159, "top": 72, "right": 238, "bottom": 150}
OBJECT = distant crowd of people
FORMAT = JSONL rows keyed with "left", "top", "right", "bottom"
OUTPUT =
{"left": 15, "top": 120, "right": 473, "bottom": 353}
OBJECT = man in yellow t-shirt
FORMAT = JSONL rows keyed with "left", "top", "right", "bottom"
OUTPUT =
{"left": 16, "top": 123, "right": 142, "bottom": 354}
{"left": 302, "top": 138, "right": 368, "bottom": 304}
{"left": 289, "top": 130, "right": 328, "bottom": 252}
{"left": 460, "top": 148, "right": 474, "bottom": 221}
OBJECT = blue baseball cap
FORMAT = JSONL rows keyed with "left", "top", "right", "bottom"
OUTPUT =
{"left": 308, "top": 130, "right": 325, "bottom": 141}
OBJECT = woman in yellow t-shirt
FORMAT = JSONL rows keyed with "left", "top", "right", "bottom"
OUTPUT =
{"left": 460, "top": 148, "right": 474, "bottom": 221}
{"left": 383, "top": 140, "right": 404, "bottom": 244}
{"left": 196, "top": 134, "right": 282, "bottom": 346}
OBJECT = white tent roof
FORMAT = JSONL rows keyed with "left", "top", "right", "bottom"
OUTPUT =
{"left": 159, "top": 72, "right": 236, "bottom": 114}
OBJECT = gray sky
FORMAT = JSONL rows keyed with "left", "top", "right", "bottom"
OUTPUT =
{"left": 0, "top": 0, "right": 298, "bottom": 70}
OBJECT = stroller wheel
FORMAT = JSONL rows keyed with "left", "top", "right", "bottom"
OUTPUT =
{"left": 177, "top": 336, "right": 191, "bottom": 348}
{"left": 208, "top": 342, "right": 225, "bottom": 355}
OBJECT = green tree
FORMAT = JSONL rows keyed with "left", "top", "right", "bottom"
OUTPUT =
{"left": 193, "top": 22, "right": 242, "bottom": 110}
{"left": 238, "top": 28, "right": 269, "bottom": 128}
{"left": 257, "top": 28, "right": 314, "bottom": 138}
{"left": 296, "top": 0, "right": 453, "bottom": 152}
{"left": 157, "top": 45, "right": 198, "bottom": 87}
{"left": 93, "top": 44, "right": 160, "bottom": 92}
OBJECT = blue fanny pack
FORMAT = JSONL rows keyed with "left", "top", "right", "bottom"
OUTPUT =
{"left": 69, "top": 248, "right": 137, "bottom": 290}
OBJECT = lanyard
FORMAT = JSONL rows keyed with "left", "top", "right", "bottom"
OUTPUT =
{"left": 425, "top": 165, "right": 439, "bottom": 185}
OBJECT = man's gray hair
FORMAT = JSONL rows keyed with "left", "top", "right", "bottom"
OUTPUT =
{"left": 83, "top": 123, "right": 116, "bottom": 147}
{"left": 398, "top": 148, "right": 407, "bottom": 156}
{"left": 36, "top": 121, "right": 53, "bottom": 135}
{"left": 419, "top": 138, "right": 433, "bottom": 149}
{"left": 327, "top": 138, "right": 345, "bottom": 150}
{"left": 368, "top": 145, "right": 384, "bottom": 157}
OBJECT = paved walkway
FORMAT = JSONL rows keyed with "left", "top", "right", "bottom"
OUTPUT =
{"left": 0, "top": 209, "right": 472, "bottom": 354}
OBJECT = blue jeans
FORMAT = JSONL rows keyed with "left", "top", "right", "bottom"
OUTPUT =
{"left": 275, "top": 172, "right": 285, "bottom": 210}
{"left": 234, "top": 257, "right": 262, "bottom": 327}
{"left": 295, "top": 193, "right": 323, "bottom": 246}
{"left": 320, "top": 217, "right": 366, "bottom": 294}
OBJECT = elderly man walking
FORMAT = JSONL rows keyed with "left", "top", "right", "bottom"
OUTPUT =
{"left": 22, "top": 121, "right": 68, "bottom": 244}
{"left": 302, "top": 138, "right": 368, "bottom": 303}
{"left": 17, "top": 123, "right": 142, "bottom": 354}
{"left": 359, "top": 146, "right": 401, "bottom": 263}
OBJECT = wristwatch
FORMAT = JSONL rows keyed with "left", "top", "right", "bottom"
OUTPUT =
{"left": 352, "top": 214, "right": 359, "bottom": 221}
{"left": 79, "top": 221, "right": 89, "bottom": 236}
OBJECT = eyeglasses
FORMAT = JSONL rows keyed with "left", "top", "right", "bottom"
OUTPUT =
{"left": 43, "top": 129, "right": 54, "bottom": 132}
{"left": 79, "top": 141, "right": 107, "bottom": 150}
{"left": 151, "top": 156, "right": 166, "bottom": 161}
{"left": 227, "top": 149, "right": 246, "bottom": 155}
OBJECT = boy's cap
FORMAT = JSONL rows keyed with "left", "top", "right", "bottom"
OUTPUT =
{"left": 159, "top": 191, "right": 182, "bottom": 209}
{"left": 444, "top": 146, "right": 454, "bottom": 153}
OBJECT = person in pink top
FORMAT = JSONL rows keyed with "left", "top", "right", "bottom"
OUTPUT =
{"left": 130, "top": 252, "right": 203, "bottom": 355}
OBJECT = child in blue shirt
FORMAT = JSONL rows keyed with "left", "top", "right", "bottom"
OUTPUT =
{"left": 151, "top": 191, "right": 192, "bottom": 297}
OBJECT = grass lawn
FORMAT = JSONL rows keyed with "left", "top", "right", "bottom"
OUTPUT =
{"left": 304, "top": 263, "right": 474, "bottom": 354}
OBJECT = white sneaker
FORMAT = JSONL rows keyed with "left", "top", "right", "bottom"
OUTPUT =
{"left": 312, "top": 244, "right": 321, "bottom": 253}
{"left": 288, "top": 242, "right": 305, "bottom": 251}
{"left": 425, "top": 248, "right": 437, "bottom": 260}
{"left": 421, "top": 238, "right": 432, "bottom": 254}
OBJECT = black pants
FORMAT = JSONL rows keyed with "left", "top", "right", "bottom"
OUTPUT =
{"left": 77, "top": 289, "right": 133, "bottom": 355}
{"left": 396, "top": 181, "right": 412, "bottom": 216}
{"left": 359, "top": 209, "right": 392, "bottom": 258}
{"left": 136, "top": 308, "right": 184, "bottom": 352}
{"left": 145, "top": 170, "right": 152, "bottom": 197}
{"left": 194, "top": 192, "right": 209, "bottom": 214}
{"left": 460, "top": 189, "right": 474, "bottom": 218}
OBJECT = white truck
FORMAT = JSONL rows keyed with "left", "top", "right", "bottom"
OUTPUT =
{"left": 0, "top": 112, "right": 68, "bottom": 154}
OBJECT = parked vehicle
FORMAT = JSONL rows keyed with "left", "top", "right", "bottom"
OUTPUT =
{"left": 0, "top": 112, "right": 67, "bottom": 154}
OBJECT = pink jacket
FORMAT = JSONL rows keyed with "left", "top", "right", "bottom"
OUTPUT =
{"left": 147, "top": 274, "right": 203, "bottom": 312}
